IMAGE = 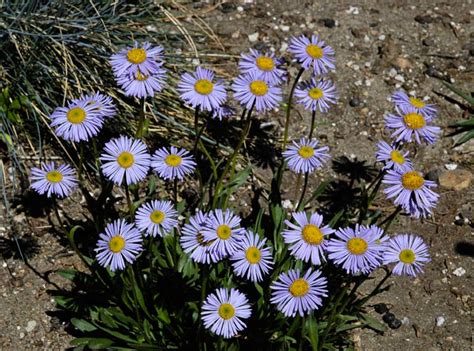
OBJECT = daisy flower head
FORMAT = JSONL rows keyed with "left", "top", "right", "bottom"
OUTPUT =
{"left": 288, "top": 34, "right": 335, "bottom": 75}
{"left": 295, "top": 78, "right": 339, "bottom": 112}
{"left": 383, "top": 233, "right": 430, "bottom": 277}
{"left": 95, "top": 219, "right": 143, "bottom": 272}
{"left": 211, "top": 105, "right": 235, "bottom": 121}
{"left": 283, "top": 137, "right": 330, "bottom": 174}
{"left": 75, "top": 92, "right": 116, "bottom": 119}
{"left": 180, "top": 211, "right": 224, "bottom": 264}
{"left": 100, "top": 135, "right": 151, "bottom": 185}
{"left": 375, "top": 140, "right": 413, "bottom": 172}
{"left": 30, "top": 162, "right": 77, "bottom": 198}
{"left": 110, "top": 41, "right": 164, "bottom": 77}
{"left": 238, "top": 49, "right": 286, "bottom": 85}
{"left": 49, "top": 99, "right": 103, "bottom": 142}
{"left": 151, "top": 146, "right": 196, "bottom": 181}
{"left": 230, "top": 230, "right": 274, "bottom": 282}
{"left": 116, "top": 66, "right": 167, "bottom": 98}
{"left": 201, "top": 288, "right": 251, "bottom": 339}
{"left": 202, "top": 209, "right": 246, "bottom": 257}
{"left": 383, "top": 168, "right": 439, "bottom": 218}
{"left": 392, "top": 91, "right": 437, "bottom": 118}
{"left": 232, "top": 70, "right": 283, "bottom": 112}
{"left": 135, "top": 200, "right": 178, "bottom": 237}
{"left": 270, "top": 268, "right": 328, "bottom": 317}
{"left": 326, "top": 224, "right": 388, "bottom": 275}
{"left": 384, "top": 105, "right": 440, "bottom": 144}
{"left": 177, "top": 67, "right": 227, "bottom": 111}
{"left": 282, "top": 211, "right": 335, "bottom": 265}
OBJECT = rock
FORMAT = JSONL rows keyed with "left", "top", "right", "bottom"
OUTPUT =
{"left": 383, "top": 312, "right": 396, "bottom": 324}
{"left": 444, "top": 163, "right": 458, "bottom": 170}
{"left": 415, "top": 14, "right": 435, "bottom": 24}
{"left": 280, "top": 25, "right": 290, "bottom": 32}
{"left": 401, "top": 317, "right": 410, "bottom": 326}
{"left": 374, "top": 303, "right": 389, "bottom": 314}
{"left": 452, "top": 267, "right": 466, "bottom": 277}
{"left": 319, "top": 18, "right": 336, "bottom": 28}
{"left": 394, "top": 57, "right": 412, "bottom": 70}
{"left": 388, "top": 318, "right": 402, "bottom": 329}
{"left": 349, "top": 97, "right": 361, "bottom": 107}
{"left": 423, "top": 38, "right": 435, "bottom": 46}
{"left": 248, "top": 32, "right": 259, "bottom": 42}
{"left": 436, "top": 316, "right": 446, "bottom": 327}
{"left": 439, "top": 169, "right": 473, "bottom": 191}
{"left": 25, "top": 320, "right": 37, "bottom": 332}
{"left": 425, "top": 168, "right": 443, "bottom": 181}
{"left": 13, "top": 212, "right": 26, "bottom": 224}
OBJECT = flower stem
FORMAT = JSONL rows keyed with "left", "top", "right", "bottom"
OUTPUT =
{"left": 296, "top": 172, "right": 309, "bottom": 211}
{"left": 309, "top": 109, "right": 316, "bottom": 139}
{"left": 173, "top": 178, "right": 178, "bottom": 204}
{"left": 135, "top": 97, "right": 146, "bottom": 138}
{"left": 124, "top": 183, "right": 134, "bottom": 219}
{"left": 282, "top": 67, "right": 305, "bottom": 150}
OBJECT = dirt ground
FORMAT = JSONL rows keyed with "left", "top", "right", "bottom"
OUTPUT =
{"left": 1, "top": 1, "right": 473, "bottom": 350}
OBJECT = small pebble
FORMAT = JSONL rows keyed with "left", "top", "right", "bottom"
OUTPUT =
{"left": 436, "top": 316, "right": 446, "bottom": 327}
{"left": 25, "top": 320, "right": 37, "bottom": 333}
{"left": 383, "top": 312, "right": 396, "bottom": 324}
{"left": 452, "top": 267, "right": 466, "bottom": 277}
{"left": 374, "top": 303, "right": 389, "bottom": 314}
{"left": 349, "top": 98, "right": 361, "bottom": 107}
{"left": 248, "top": 32, "right": 259, "bottom": 42}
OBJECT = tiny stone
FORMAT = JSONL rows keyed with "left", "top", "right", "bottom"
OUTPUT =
{"left": 415, "top": 14, "right": 434, "bottom": 24}
{"left": 320, "top": 18, "right": 336, "bottom": 28}
{"left": 401, "top": 317, "right": 410, "bottom": 325}
{"left": 445, "top": 163, "right": 458, "bottom": 171}
{"left": 237, "top": 6, "right": 244, "bottom": 12}
{"left": 248, "top": 32, "right": 259, "bottom": 42}
{"left": 383, "top": 312, "right": 396, "bottom": 324}
{"left": 423, "top": 38, "right": 435, "bottom": 46}
{"left": 349, "top": 98, "right": 361, "bottom": 107}
{"left": 25, "top": 320, "right": 37, "bottom": 333}
{"left": 374, "top": 303, "right": 389, "bottom": 314}
{"left": 436, "top": 316, "right": 446, "bottom": 327}
{"left": 280, "top": 25, "right": 290, "bottom": 32}
{"left": 388, "top": 68, "right": 397, "bottom": 77}
{"left": 452, "top": 267, "right": 466, "bottom": 277}
{"left": 389, "top": 318, "right": 402, "bottom": 329}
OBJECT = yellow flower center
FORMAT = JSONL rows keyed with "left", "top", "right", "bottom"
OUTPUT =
{"left": 249, "top": 80, "right": 268, "bottom": 96}
{"left": 256, "top": 56, "right": 275, "bottom": 71}
{"left": 66, "top": 107, "right": 86, "bottom": 124}
{"left": 164, "top": 154, "right": 182, "bottom": 167}
{"left": 347, "top": 238, "right": 368, "bottom": 255}
{"left": 297, "top": 146, "right": 314, "bottom": 159}
{"left": 150, "top": 210, "right": 165, "bottom": 224}
{"left": 399, "top": 249, "right": 416, "bottom": 264}
{"left": 390, "top": 150, "right": 405, "bottom": 164}
{"left": 109, "top": 236, "right": 126, "bottom": 253}
{"left": 46, "top": 170, "right": 63, "bottom": 183}
{"left": 403, "top": 112, "right": 426, "bottom": 130}
{"left": 245, "top": 246, "right": 261, "bottom": 264}
{"left": 306, "top": 44, "right": 323, "bottom": 59}
{"left": 194, "top": 79, "right": 214, "bottom": 95}
{"left": 117, "top": 151, "right": 135, "bottom": 169}
{"left": 216, "top": 224, "right": 232, "bottom": 240}
{"left": 308, "top": 87, "right": 324, "bottom": 100}
{"left": 409, "top": 97, "right": 426, "bottom": 109}
{"left": 302, "top": 224, "right": 324, "bottom": 245}
{"left": 127, "top": 48, "right": 147, "bottom": 64}
{"left": 402, "top": 171, "right": 425, "bottom": 190}
{"left": 136, "top": 70, "right": 149, "bottom": 81}
{"left": 218, "top": 303, "right": 235, "bottom": 320}
{"left": 289, "top": 278, "right": 309, "bottom": 297}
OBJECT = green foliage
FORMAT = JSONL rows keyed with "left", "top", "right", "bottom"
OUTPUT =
{"left": 443, "top": 81, "right": 474, "bottom": 146}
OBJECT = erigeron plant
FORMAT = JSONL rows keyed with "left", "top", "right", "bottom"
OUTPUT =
{"left": 31, "top": 36, "right": 440, "bottom": 349}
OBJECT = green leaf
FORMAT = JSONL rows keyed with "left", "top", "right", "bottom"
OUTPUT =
{"left": 156, "top": 308, "right": 171, "bottom": 324}
{"left": 0, "top": 133, "right": 13, "bottom": 148}
{"left": 305, "top": 179, "right": 331, "bottom": 205}
{"left": 70, "top": 337, "right": 114, "bottom": 349}
{"left": 360, "top": 313, "right": 386, "bottom": 332}
{"left": 71, "top": 318, "right": 97, "bottom": 332}
{"left": 56, "top": 269, "right": 77, "bottom": 281}
{"left": 328, "top": 210, "right": 344, "bottom": 227}
{"left": 10, "top": 99, "right": 21, "bottom": 110}
{"left": 451, "top": 118, "right": 474, "bottom": 127}
{"left": 454, "top": 129, "right": 474, "bottom": 146}
{"left": 442, "top": 81, "right": 474, "bottom": 106}
{"left": 307, "top": 315, "right": 319, "bottom": 351}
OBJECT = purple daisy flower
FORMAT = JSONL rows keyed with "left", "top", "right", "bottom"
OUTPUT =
{"left": 288, "top": 35, "right": 335, "bottom": 75}
{"left": 295, "top": 78, "right": 339, "bottom": 112}
{"left": 392, "top": 91, "right": 437, "bottom": 118}
{"left": 110, "top": 41, "right": 164, "bottom": 77}
{"left": 135, "top": 200, "right": 178, "bottom": 237}
{"left": 383, "top": 233, "right": 430, "bottom": 277}
{"left": 232, "top": 70, "right": 283, "bottom": 112}
{"left": 282, "top": 211, "right": 335, "bottom": 265}
{"left": 201, "top": 288, "right": 251, "bottom": 339}
{"left": 177, "top": 67, "right": 227, "bottom": 111}
{"left": 270, "top": 268, "right": 328, "bottom": 317}
{"left": 383, "top": 169, "right": 439, "bottom": 218}
{"left": 180, "top": 211, "right": 224, "bottom": 264}
{"left": 238, "top": 49, "right": 286, "bottom": 85}
{"left": 375, "top": 140, "right": 413, "bottom": 172}
{"left": 95, "top": 219, "right": 143, "bottom": 271}
{"left": 230, "top": 230, "right": 274, "bottom": 282}
{"left": 283, "top": 137, "right": 330, "bottom": 174}
{"left": 75, "top": 92, "right": 116, "bottom": 119}
{"left": 384, "top": 105, "right": 440, "bottom": 144}
{"left": 100, "top": 136, "right": 151, "bottom": 185}
{"left": 202, "top": 209, "right": 246, "bottom": 257}
{"left": 211, "top": 105, "right": 235, "bottom": 121}
{"left": 326, "top": 225, "right": 388, "bottom": 275}
{"left": 116, "top": 66, "right": 167, "bottom": 98}
{"left": 30, "top": 162, "right": 77, "bottom": 198}
{"left": 49, "top": 99, "right": 103, "bottom": 142}
{"left": 151, "top": 146, "right": 196, "bottom": 181}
